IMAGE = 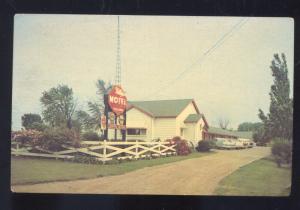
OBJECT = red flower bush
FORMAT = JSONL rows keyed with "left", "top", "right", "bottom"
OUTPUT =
{"left": 167, "top": 136, "right": 191, "bottom": 156}
{"left": 11, "top": 127, "right": 81, "bottom": 151}
{"left": 11, "top": 129, "right": 43, "bottom": 146}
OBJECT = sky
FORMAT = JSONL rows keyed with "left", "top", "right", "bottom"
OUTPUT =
{"left": 12, "top": 15, "right": 294, "bottom": 130}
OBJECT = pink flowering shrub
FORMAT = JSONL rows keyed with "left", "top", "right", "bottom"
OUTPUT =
{"left": 167, "top": 136, "right": 191, "bottom": 156}
{"left": 11, "top": 127, "right": 81, "bottom": 151}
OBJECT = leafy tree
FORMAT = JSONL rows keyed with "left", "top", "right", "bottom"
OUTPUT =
{"left": 40, "top": 85, "right": 77, "bottom": 129}
{"left": 30, "top": 122, "right": 48, "bottom": 132}
{"left": 238, "top": 122, "right": 263, "bottom": 132}
{"left": 258, "top": 53, "right": 293, "bottom": 141}
{"left": 21, "top": 113, "right": 43, "bottom": 130}
{"left": 87, "top": 79, "right": 112, "bottom": 130}
{"left": 252, "top": 125, "right": 268, "bottom": 145}
{"left": 73, "top": 110, "right": 96, "bottom": 131}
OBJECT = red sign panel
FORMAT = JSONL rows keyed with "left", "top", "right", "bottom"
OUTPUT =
{"left": 108, "top": 85, "right": 127, "bottom": 116}
{"left": 100, "top": 115, "right": 106, "bottom": 130}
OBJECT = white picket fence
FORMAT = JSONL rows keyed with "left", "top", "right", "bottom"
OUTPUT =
{"left": 11, "top": 140, "right": 177, "bottom": 163}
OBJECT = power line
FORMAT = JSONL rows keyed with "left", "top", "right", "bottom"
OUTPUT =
{"left": 146, "top": 17, "right": 249, "bottom": 99}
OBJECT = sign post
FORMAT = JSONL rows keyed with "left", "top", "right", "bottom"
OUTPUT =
{"left": 103, "top": 85, "right": 127, "bottom": 141}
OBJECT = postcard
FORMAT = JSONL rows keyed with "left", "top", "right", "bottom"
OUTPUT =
{"left": 11, "top": 15, "right": 293, "bottom": 195}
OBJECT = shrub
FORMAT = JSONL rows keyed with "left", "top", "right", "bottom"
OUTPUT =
{"left": 196, "top": 140, "right": 212, "bottom": 152}
{"left": 30, "top": 122, "right": 48, "bottom": 132}
{"left": 73, "top": 154, "right": 102, "bottom": 164}
{"left": 41, "top": 127, "right": 81, "bottom": 151}
{"left": 11, "top": 129, "right": 43, "bottom": 146}
{"left": 167, "top": 136, "right": 191, "bottom": 156}
{"left": 271, "top": 139, "right": 292, "bottom": 167}
{"left": 82, "top": 131, "right": 100, "bottom": 141}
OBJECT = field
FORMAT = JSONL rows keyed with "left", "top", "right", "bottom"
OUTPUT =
{"left": 11, "top": 151, "right": 212, "bottom": 185}
{"left": 214, "top": 157, "right": 292, "bottom": 196}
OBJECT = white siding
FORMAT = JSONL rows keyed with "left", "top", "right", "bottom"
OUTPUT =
{"left": 184, "top": 123, "right": 196, "bottom": 141}
{"left": 176, "top": 102, "right": 197, "bottom": 140}
{"left": 153, "top": 118, "right": 177, "bottom": 141}
{"left": 126, "top": 107, "right": 153, "bottom": 141}
{"left": 198, "top": 118, "right": 206, "bottom": 140}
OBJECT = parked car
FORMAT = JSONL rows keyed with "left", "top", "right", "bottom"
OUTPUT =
{"left": 234, "top": 140, "right": 245, "bottom": 149}
{"left": 215, "top": 138, "right": 236, "bottom": 149}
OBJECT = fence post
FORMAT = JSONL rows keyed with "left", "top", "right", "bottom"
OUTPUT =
{"left": 135, "top": 140, "right": 138, "bottom": 159}
{"left": 16, "top": 142, "right": 19, "bottom": 156}
{"left": 103, "top": 140, "right": 107, "bottom": 164}
{"left": 158, "top": 141, "right": 161, "bottom": 157}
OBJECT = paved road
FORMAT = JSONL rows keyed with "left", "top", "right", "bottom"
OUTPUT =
{"left": 12, "top": 147, "right": 270, "bottom": 195}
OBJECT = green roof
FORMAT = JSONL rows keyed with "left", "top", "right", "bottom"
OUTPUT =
{"left": 128, "top": 99, "right": 194, "bottom": 117}
{"left": 207, "top": 127, "right": 237, "bottom": 137}
{"left": 184, "top": 114, "right": 203, "bottom": 123}
{"left": 232, "top": 131, "right": 253, "bottom": 139}
{"left": 207, "top": 127, "right": 253, "bottom": 139}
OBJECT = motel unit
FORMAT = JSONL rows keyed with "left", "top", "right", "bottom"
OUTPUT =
{"left": 106, "top": 98, "right": 253, "bottom": 145}
{"left": 125, "top": 99, "right": 209, "bottom": 145}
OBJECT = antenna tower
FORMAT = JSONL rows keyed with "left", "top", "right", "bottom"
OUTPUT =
{"left": 115, "top": 16, "right": 121, "bottom": 85}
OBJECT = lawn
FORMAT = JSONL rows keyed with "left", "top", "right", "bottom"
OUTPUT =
{"left": 214, "top": 157, "right": 292, "bottom": 196}
{"left": 11, "top": 151, "right": 213, "bottom": 185}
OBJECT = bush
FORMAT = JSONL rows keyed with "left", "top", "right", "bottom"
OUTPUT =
{"left": 11, "top": 129, "right": 43, "bottom": 146}
{"left": 196, "top": 140, "right": 212, "bottom": 152}
{"left": 167, "top": 136, "right": 191, "bottom": 156}
{"left": 271, "top": 139, "right": 292, "bottom": 167}
{"left": 12, "top": 127, "right": 81, "bottom": 152}
{"left": 73, "top": 154, "right": 102, "bottom": 164}
{"left": 41, "top": 127, "right": 81, "bottom": 151}
{"left": 29, "top": 122, "right": 48, "bottom": 132}
{"left": 82, "top": 131, "right": 100, "bottom": 141}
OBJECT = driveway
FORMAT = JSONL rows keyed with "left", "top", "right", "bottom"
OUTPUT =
{"left": 12, "top": 147, "right": 270, "bottom": 195}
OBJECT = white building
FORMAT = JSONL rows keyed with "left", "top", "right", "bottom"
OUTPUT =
{"left": 125, "top": 99, "right": 209, "bottom": 145}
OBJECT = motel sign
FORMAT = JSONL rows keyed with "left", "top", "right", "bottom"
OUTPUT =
{"left": 108, "top": 85, "right": 127, "bottom": 116}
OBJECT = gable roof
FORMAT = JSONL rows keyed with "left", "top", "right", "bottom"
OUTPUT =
{"left": 127, "top": 99, "right": 197, "bottom": 118}
{"left": 184, "top": 114, "right": 203, "bottom": 123}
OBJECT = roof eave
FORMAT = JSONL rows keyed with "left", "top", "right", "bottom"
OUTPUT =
{"left": 126, "top": 105, "right": 154, "bottom": 118}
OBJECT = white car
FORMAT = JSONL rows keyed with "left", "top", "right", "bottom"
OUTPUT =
{"left": 215, "top": 138, "right": 236, "bottom": 149}
{"left": 234, "top": 140, "right": 245, "bottom": 149}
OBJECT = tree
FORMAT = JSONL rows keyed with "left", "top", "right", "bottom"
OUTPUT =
{"left": 252, "top": 125, "right": 268, "bottom": 145}
{"left": 218, "top": 117, "right": 230, "bottom": 130}
{"left": 258, "top": 53, "right": 293, "bottom": 141}
{"left": 73, "top": 110, "right": 95, "bottom": 131}
{"left": 238, "top": 122, "right": 263, "bottom": 132}
{"left": 21, "top": 113, "right": 44, "bottom": 130}
{"left": 40, "top": 85, "right": 77, "bottom": 129}
{"left": 87, "top": 79, "right": 112, "bottom": 130}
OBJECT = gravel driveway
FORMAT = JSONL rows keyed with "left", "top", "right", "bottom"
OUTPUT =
{"left": 12, "top": 147, "right": 270, "bottom": 195}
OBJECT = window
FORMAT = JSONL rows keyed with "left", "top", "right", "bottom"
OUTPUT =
{"left": 127, "top": 128, "right": 147, "bottom": 136}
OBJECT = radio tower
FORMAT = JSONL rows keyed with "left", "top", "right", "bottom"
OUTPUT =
{"left": 115, "top": 16, "right": 121, "bottom": 86}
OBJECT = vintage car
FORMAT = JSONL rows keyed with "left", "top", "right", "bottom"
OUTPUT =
{"left": 234, "top": 140, "right": 245, "bottom": 149}
{"left": 215, "top": 138, "right": 236, "bottom": 149}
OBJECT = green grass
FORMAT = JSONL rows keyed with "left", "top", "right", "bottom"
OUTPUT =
{"left": 214, "top": 157, "right": 292, "bottom": 196}
{"left": 11, "top": 151, "right": 213, "bottom": 185}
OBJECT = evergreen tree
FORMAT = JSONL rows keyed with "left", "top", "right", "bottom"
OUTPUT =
{"left": 258, "top": 53, "right": 293, "bottom": 141}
